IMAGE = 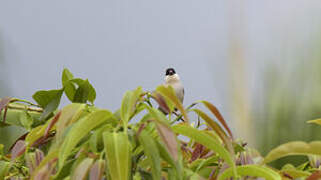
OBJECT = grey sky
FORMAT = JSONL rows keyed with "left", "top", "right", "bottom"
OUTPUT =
{"left": 1, "top": 1, "right": 321, "bottom": 142}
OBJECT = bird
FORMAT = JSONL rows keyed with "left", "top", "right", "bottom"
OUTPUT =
{"left": 156, "top": 68, "right": 185, "bottom": 118}
{"left": 164, "top": 68, "right": 184, "bottom": 104}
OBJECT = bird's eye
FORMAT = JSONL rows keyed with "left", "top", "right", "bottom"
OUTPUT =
{"left": 166, "top": 68, "right": 176, "bottom": 76}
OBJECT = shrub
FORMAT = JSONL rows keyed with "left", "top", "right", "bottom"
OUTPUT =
{"left": 0, "top": 69, "right": 321, "bottom": 179}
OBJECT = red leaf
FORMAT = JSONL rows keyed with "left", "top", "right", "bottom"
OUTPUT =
{"left": 11, "top": 140, "right": 26, "bottom": 160}
{"left": 202, "top": 101, "right": 233, "bottom": 138}
{"left": 72, "top": 158, "right": 94, "bottom": 180}
{"left": 44, "top": 111, "right": 61, "bottom": 137}
{"left": 152, "top": 93, "right": 170, "bottom": 115}
{"left": 9, "top": 132, "right": 28, "bottom": 152}
{"left": 136, "top": 123, "right": 146, "bottom": 139}
{"left": 156, "top": 122, "right": 178, "bottom": 161}
{"left": 35, "top": 149, "right": 45, "bottom": 166}
{"left": 190, "top": 143, "right": 205, "bottom": 162}
{"left": 89, "top": 160, "right": 105, "bottom": 180}
{"left": 34, "top": 158, "right": 57, "bottom": 180}
{"left": 307, "top": 171, "right": 321, "bottom": 180}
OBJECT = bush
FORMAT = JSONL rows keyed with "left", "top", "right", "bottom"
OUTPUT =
{"left": 0, "top": 69, "right": 321, "bottom": 179}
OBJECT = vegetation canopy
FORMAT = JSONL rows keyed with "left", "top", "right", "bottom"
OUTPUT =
{"left": 0, "top": 68, "right": 321, "bottom": 179}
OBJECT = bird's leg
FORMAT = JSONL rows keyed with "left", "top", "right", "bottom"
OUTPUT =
{"left": 172, "top": 111, "right": 185, "bottom": 122}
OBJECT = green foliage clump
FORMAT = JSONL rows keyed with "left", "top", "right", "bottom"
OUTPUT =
{"left": 0, "top": 69, "right": 321, "bottom": 179}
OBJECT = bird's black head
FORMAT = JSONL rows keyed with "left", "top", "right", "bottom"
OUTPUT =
{"left": 165, "top": 68, "right": 176, "bottom": 76}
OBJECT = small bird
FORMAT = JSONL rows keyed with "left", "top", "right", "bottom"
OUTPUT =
{"left": 164, "top": 68, "right": 184, "bottom": 104}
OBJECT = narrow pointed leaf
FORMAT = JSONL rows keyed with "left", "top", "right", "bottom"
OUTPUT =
{"left": 139, "top": 130, "right": 161, "bottom": 180}
{"left": 11, "top": 140, "right": 26, "bottom": 160}
{"left": 103, "top": 132, "right": 131, "bottom": 180}
{"left": 55, "top": 103, "right": 87, "bottom": 141}
{"left": 145, "top": 105, "right": 178, "bottom": 161}
{"left": 71, "top": 158, "right": 94, "bottom": 180}
{"left": 192, "top": 109, "right": 228, "bottom": 144}
{"left": 172, "top": 124, "right": 237, "bottom": 177}
{"left": 199, "top": 101, "right": 233, "bottom": 138}
{"left": 264, "top": 141, "right": 321, "bottom": 164}
{"left": 89, "top": 159, "right": 105, "bottom": 180}
{"left": 218, "top": 165, "right": 281, "bottom": 180}
{"left": 121, "top": 87, "right": 143, "bottom": 126}
{"left": 31, "top": 149, "right": 59, "bottom": 179}
{"left": 59, "top": 110, "right": 112, "bottom": 169}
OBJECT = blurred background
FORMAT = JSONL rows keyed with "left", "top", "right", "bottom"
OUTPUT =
{"left": 1, "top": 1, "right": 321, "bottom": 167}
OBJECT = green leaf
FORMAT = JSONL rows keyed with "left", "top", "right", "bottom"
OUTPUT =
{"left": 71, "top": 158, "right": 94, "bottom": 180}
{"left": 191, "top": 108, "right": 234, "bottom": 155}
{"left": 58, "top": 110, "right": 112, "bottom": 169}
{"left": 189, "top": 156, "right": 219, "bottom": 172}
{"left": 264, "top": 141, "right": 321, "bottom": 164}
{"left": 0, "top": 144, "right": 3, "bottom": 155}
{"left": 172, "top": 124, "right": 237, "bottom": 177}
{"left": 33, "top": 89, "right": 63, "bottom": 108}
{"left": 69, "top": 78, "right": 96, "bottom": 104}
{"left": 218, "top": 165, "right": 281, "bottom": 180}
{"left": 138, "top": 130, "right": 161, "bottom": 180}
{"left": 103, "top": 132, "right": 131, "bottom": 180}
{"left": 62, "top": 69, "right": 76, "bottom": 101}
{"left": 20, "top": 110, "right": 34, "bottom": 130}
{"left": 156, "top": 85, "right": 188, "bottom": 122}
{"left": 72, "top": 79, "right": 95, "bottom": 104}
{"left": 64, "top": 82, "right": 77, "bottom": 102}
{"left": 0, "top": 161, "right": 10, "bottom": 179}
{"left": 184, "top": 168, "right": 203, "bottom": 180}
{"left": 62, "top": 68, "right": 74, "bottom": 86}
{"left": 33, "top": 89, "right": 63, "bottom": 120}
{"left": 120, "top": 87, "right": 143, "bottom": 127}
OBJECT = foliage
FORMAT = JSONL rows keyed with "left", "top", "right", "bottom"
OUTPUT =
{"left": 0, "top": 69, "right": 321, "bottom": 179}
{"left": 253, "top": 59, "right": 321, "bottom": 169}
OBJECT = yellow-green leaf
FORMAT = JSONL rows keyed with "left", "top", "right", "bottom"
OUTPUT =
{"left": 156, "top": 85, "right": 189, "bottom": 123}
{"left": 218, "top": 165, "right": 281, "bottom": 180}
{"left": 71, "top": 158, "right": 94, "bottom": 180}
{"left": 55, "top": 103, "right": 87, "bottom": 142}
{"left": 307, "top": 119, "right": 321, "bottom": 126}
{"left": 138, "top": 130, "right": 161, "bottom": 180}
{"left": 191, "top": 109, "right": 234, "bottom": 155}
{"left": 264, "top": 141, "right": 321, "bottom": 164}
{"left": 58, "top": 110, "right": 112, "bottom": 169}
{"left": 120, "top": 87, "right": 143, "bottom": 126}
{"left": 103, "top": 132, "right": 131, "bottom": 180}
{"left": 280, "top": 169, "right": 311, "bottom": 179}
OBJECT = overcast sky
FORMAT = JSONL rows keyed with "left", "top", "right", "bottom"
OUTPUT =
{"left": 1, "top": 1, "right": 321, "bottom": 140}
